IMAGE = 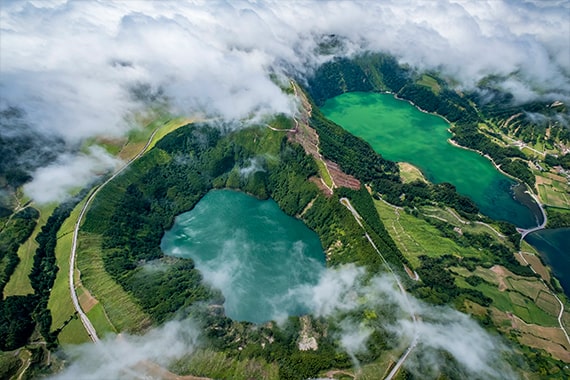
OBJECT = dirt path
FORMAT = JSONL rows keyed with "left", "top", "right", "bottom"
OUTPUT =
{"left": 340, "top": 198, "right": 419, "bottom": 379}
{"left": 325, "top": 369, "right": 356, "bottom": 379}
{"left": 289, "top": 80, "right": 354, "bottom": 193}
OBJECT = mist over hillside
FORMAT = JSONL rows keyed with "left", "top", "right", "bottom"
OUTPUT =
{"left": 1, "top": 0, "right": 569, "bottom": 203}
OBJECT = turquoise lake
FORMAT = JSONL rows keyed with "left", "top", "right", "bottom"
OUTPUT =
{"left": 161, "top": 190, "right": 325, "bottom": 323}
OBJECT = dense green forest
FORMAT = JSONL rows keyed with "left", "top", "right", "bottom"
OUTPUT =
{"left": 75, "top": 116, "right": 551, "bottom": 378}
{"left": 79, "top": 123, "right": 407, "bottom": 379}
{"left": 304, "top": 53, "right": 544, "bottom": 189}
{"left": 2, "top": 51, "right": 568, "bottom": 378}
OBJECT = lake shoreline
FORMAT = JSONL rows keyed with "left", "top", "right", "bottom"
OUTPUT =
{"left": 386, "top": 89, "right": 544, "bottom": 229}
{"left": 322, "top": 91, "right": 538, "bottom": 228}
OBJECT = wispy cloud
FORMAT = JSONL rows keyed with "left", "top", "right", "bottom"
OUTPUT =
{"left": 51, "top": 318, "right": 200, "bottom": 380}
{"left": 23, "top": 146, "right": 121, "bottom": 204}
{"left": 288, "top": 265, "right": 517, "bottom": 378}
{"left": 2, "top": 0, "right": 568, "bottom": 203}
{"left": 51, "top": 265, "right": 517, "bottom": 379}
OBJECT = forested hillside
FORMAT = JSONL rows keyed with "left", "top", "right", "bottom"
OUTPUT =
{"left": 2, "top": 52, "right": 568, "bottom": 378}
{"left": 304, "top": 53, "right": 547, "bottom": 187}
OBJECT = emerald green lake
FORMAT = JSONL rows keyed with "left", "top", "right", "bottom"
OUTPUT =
{"left": 160, "top": 190, "right": 325, "bottom": 323}
{"left": 321, "top": 92, "right": 537, "bottom": 228}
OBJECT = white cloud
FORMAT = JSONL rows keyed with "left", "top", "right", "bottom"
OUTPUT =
{"left": 2, "top": 0, "right": 568, "bottom": 139}
{"left": 51, "top": 318, "right": 200, "bottom": 380}
{"left": 49, "top": 263, "right": 517, "bottom": 379}
{"left": 286, "top": 265, "right": 517, "bottom": 378}
{"left": 2, "top": 0, "right": 569, "bottom": 203}
{"left": 23, "top": 146, "right": 122, "bottom": 204}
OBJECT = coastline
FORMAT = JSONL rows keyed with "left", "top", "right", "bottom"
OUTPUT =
{"left": 447, "top": 137, "right": 547, "bottom": 229}
{"left": 381, "top": 89, "right": 521, "bottom": 182}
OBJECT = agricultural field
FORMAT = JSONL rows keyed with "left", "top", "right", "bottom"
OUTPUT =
{"left": 76, "top": 232, "right": 151, "bottom": 333}
{"left": 373, "top": 199, "right": 481, "bottom": 268}
{"left": 451, "top": 264, "right": 569, "bottom": 361}
{"left": 3, "top": 203, "right": 57, "bottom": 297}
{"left": 536, "top": 173, "right": 570, "bottom": 209}
{"left": 518, "top": 252, "right": 551, "bottom": 282}
{"left": 420, "top": 205, "right": 507, "bottom": 241}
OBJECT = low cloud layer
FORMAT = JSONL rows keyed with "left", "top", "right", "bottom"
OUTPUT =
{"left": 51, "top": 319, "right": 200, "bottom": 380}
{"left": 2, "top": 0, "right": 569, "bottom": 203}
{"left": 289, "top": 265, "right": 517, "bottom": 379}
{"left": 23, "top": 146, "right": 121, "bottom": 204}
{"left": 52, "top": 264, "right": 517, "bottom": 379}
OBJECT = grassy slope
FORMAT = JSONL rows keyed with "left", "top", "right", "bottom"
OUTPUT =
{"left": 397, "top": 162, "right": 426, "bottom": 184}
{"left": 48, "top": 199, "right": 92, "bottom": 344}
{"left": 416, "top": 74, "right": 441, "bottom": 94}
{"left": 56, "top": 117, "right": 192, "bottom": 336}
{"left": 144, "top": 117, "right": 195, "bottom": 152}
{"left": 373, "top": 199, "right": 480, "bottom": 268}
{"left": 375, "top": 189, "right": 568, "bottom": 362}
{"left": 315, "top": 159, "right": 333, "bottom": 188}
{"left": 3, "top": 203, "right": 56, "bottom": 296}
{"left": 420, "top": 205, "right": 508, "bottom": 238}
{"left": 76, "top": 232, "right": 151, "bottom": 333}
{"left": 41, "top": 117, "right": 190, "bottom": 342}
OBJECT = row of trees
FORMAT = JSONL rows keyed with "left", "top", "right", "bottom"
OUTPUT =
{"left": 0, "top": 207, "right": 38, "bottom": 294}
{"left": 0, "top": 191, "right": 84, "bottom": 351}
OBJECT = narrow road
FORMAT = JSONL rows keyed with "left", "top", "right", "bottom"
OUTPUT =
{"left": 69, "top": 124, "right": 169, "bottom": 343}
{"left": 517, "top": 191, "right": 547, "bottom": 240}
{"left": 340, "top": 198, "right": 419, "bottom": 380}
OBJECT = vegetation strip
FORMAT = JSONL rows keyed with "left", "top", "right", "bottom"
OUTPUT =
{"left": 340, "top": 197, "right": 419, "bottom": 379}
{"left": 69, "top": 119, "right": 185, "bottom": 342}
{"left": 518, "top": 252, "right": 570, "bottom": 345}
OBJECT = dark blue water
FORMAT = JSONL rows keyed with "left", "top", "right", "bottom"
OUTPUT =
{"left": 525, "top": 228, "right": 570, "bottom": 296}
